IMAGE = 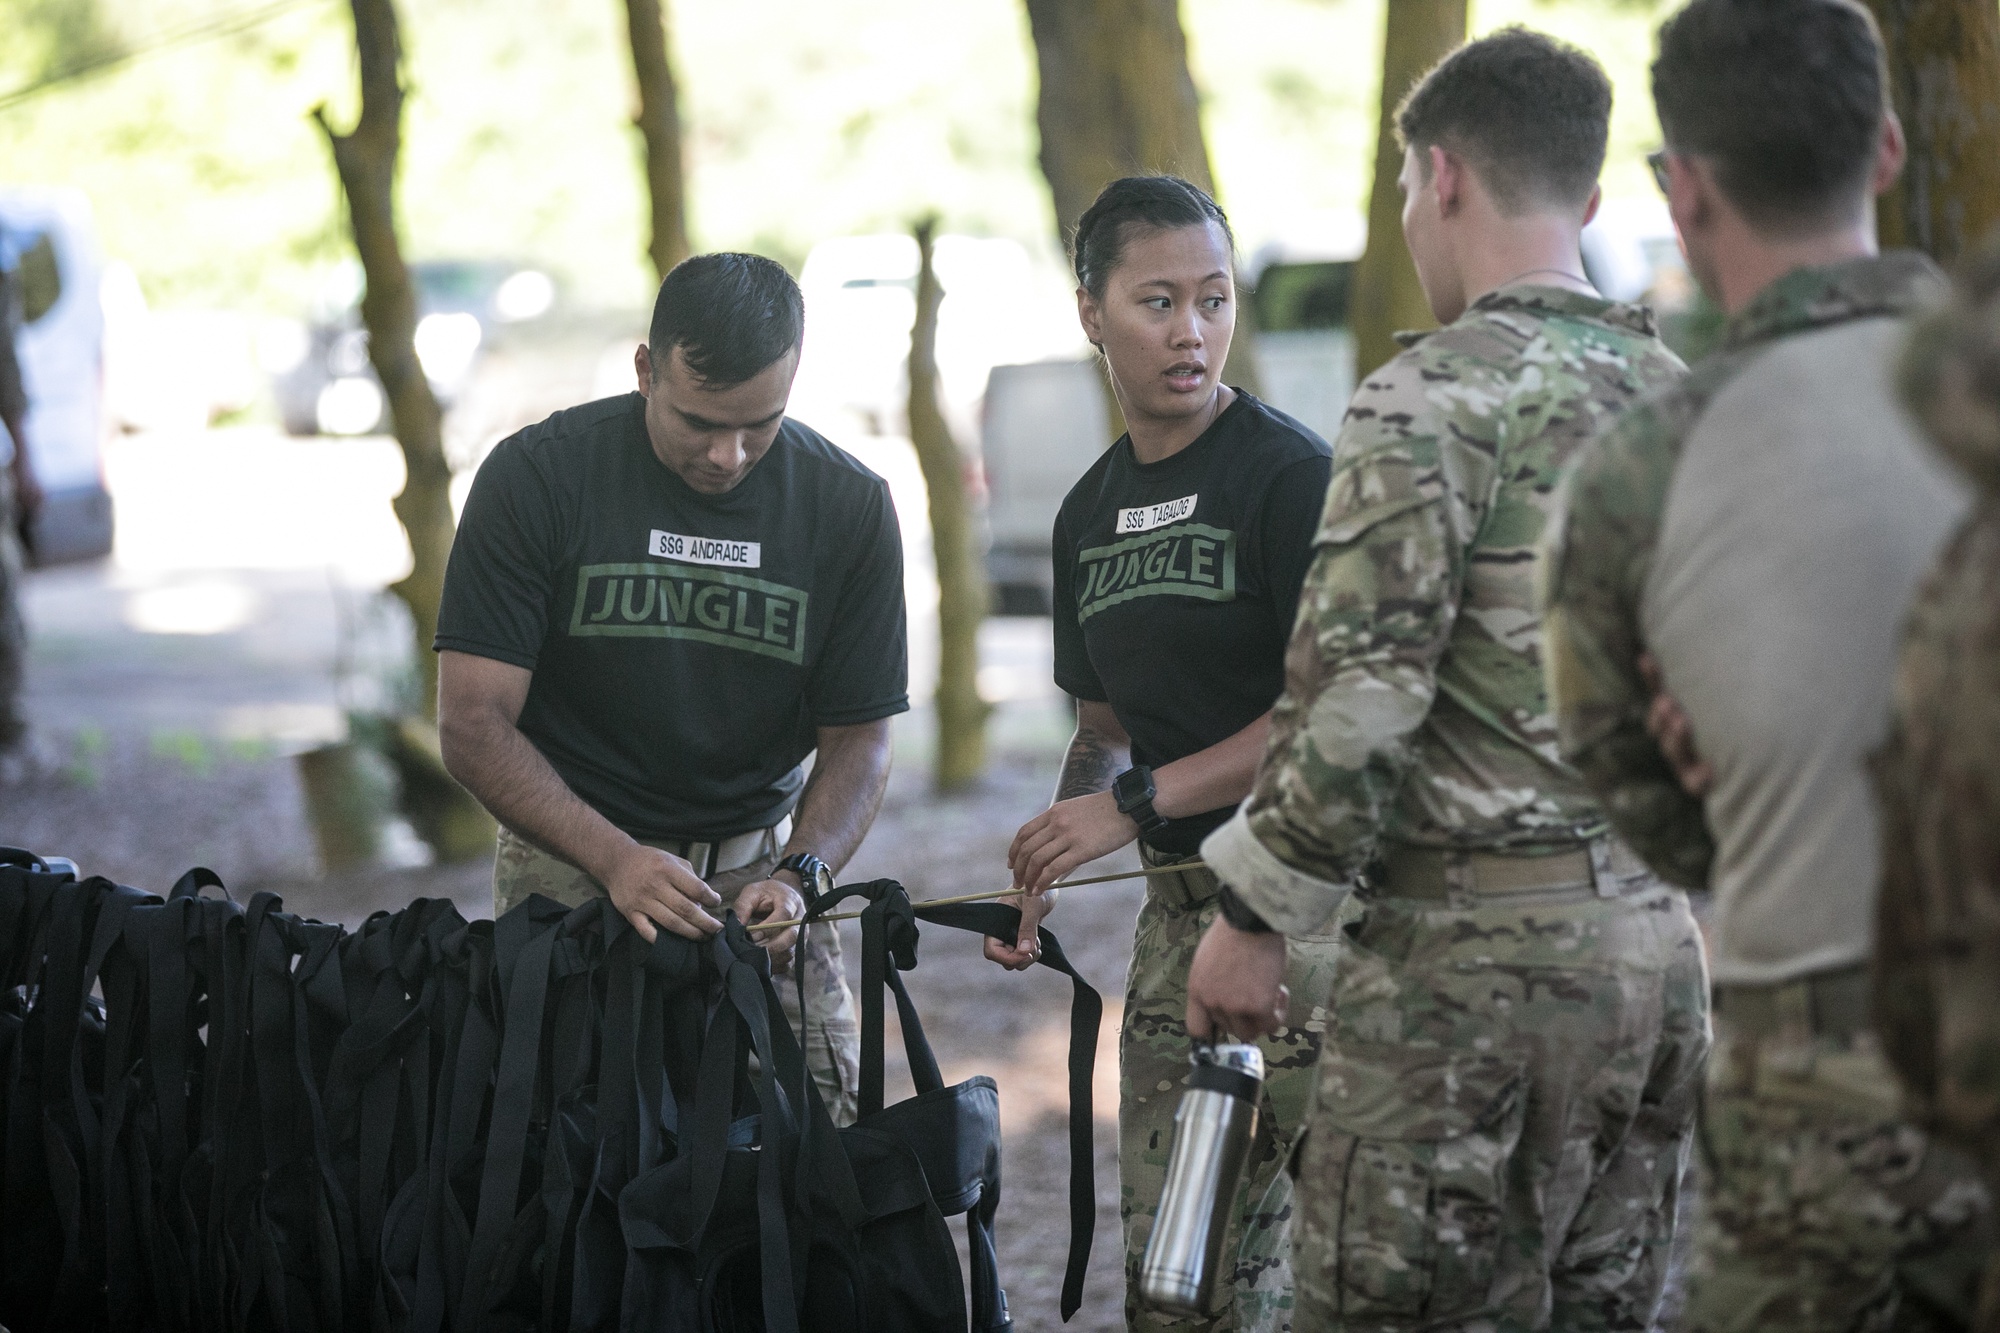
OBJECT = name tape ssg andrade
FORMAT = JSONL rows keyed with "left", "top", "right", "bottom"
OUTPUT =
{"left": 650, "top": 528, "right": 763, "bottom": 569}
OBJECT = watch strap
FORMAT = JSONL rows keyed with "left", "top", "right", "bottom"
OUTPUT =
{"left": 775, "top": 852, "right": 829, "bottom": 906}
{"left": 1217, "top": 883, "right": 1275, "bottom": 934}
{"left": 1113, "top": 766, "right": 1170, "bottom": 835}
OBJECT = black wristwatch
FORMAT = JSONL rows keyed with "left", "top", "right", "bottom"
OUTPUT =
{"left": 775, "top": 852, "right": 834, "bottom": 908}
{"left": 1112, "top": 765, "right": 1170, "bottom": 835}
{"left": 1218, "top": 883, "right": 1275, "bottom": 934}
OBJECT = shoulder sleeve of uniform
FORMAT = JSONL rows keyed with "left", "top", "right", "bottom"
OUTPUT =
{"left": 806, "top": 478, "right": 910, "bottom": 726}
{"left": 434, "top": 437, "right": 562, "bottom": 671}
{"left": 1205, "top": 355, "right": 1464, "bottom": 931}
{"left": 1541, "top": 392, "right": 1714, "bottom": 887}
{"left": 1338, "top": 341, "right": 1505, "bottom": 546}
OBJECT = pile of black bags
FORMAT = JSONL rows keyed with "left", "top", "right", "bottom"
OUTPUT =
{"left": 0, "top": 848, "right": 1100, "bottom": 1332}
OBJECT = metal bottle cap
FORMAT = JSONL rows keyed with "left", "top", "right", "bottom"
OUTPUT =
{"left": 1193, "top": 1042, "right": 1264, "bottom": 1081}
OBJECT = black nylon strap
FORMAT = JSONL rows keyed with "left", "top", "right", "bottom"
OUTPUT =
{"left": 804, "top": 880, "right": 1103, "bottom": 1322}
{"left": 39, "top": 879, "right": 101, "bottom": 1314}
{"left": 461, "top": 903, "right": 562, "bottom": 1321}
{"left": 720, "top": 928, "right": 803, "bottom": 1333}
{"left": 917, "top": 900, "right": 1102, "bottom": 1323}
{"left": 808, "top": 879, "right": 943, "bottom": 1115}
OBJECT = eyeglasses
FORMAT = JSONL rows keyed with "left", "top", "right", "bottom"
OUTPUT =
{"left": 1647, "top": 149, "right": 1672, "bottom": 197}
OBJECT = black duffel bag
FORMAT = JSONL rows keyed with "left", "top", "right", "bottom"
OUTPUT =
{"left": 616, "top": 877, "right": 1102, "bottom": 1332}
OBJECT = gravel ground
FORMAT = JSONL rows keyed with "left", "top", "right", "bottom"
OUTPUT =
{"left": 3, "top": 700, "right": 1140, "bottom": 1332}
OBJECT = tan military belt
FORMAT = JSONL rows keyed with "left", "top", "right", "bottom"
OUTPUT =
{"left": 651, "top": 815, "right": 792, "bottom": 880}
{"left": 1712, "top": 964, "right": 1870, "bottom": 1042}
{"left": 1139, "top": 843, "right": 1221, "bottom": 911}
{"left": 1371, "top": 835, "right": 1653, "bottom": 902}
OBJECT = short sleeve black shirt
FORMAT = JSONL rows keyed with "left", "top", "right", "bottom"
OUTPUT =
{"left": 435, "top": 394, "right": 909, "bottom": 842}
{"left": 1052, "top": 390, "right": 1331, "bottom": 853}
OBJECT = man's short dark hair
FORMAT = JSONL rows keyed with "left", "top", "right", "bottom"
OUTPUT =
{"left": 1396, "top": 27, "right": 1612, "bottom": 215}
{"left": 648, "top": 252, "right": 804, "bottom": 387}
{"left": 1652, "top": 0, "right": 1887, "bottom": 233}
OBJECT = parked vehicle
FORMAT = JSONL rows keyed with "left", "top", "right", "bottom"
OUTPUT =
{"left": 266, "top": 259, "right": 556, "bottom": 436}
{"left": 0, "top": 187, "right": 113, "bottom": 566}
{"left": 1251, "top": 258, "right": 1356, "bottom": 443}
{"left": 980, "top": 359, "right": 1111, "bottom": 614}
{"left": 1580, "top": 198, "right": 1719, "bottom": 361}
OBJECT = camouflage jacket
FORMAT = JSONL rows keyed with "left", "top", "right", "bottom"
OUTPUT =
{"left": 1866, "top": 265, "right": 2000, "bottom": 1175}
{"left": 1541, "top": 253, "right": 1950, "bottom": 896}
{"left": 1203, "top": 285, "right": 1686, "bottom": 935}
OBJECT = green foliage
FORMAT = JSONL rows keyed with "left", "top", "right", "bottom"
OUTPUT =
{"left": 63, "top": 724, "right": 109, "bottom": 789}
{"left": 2, "top": 0, "right": 126, "bottom": 85}
{"left": 0, "top": 0, "right": 1676, "bottom": 315}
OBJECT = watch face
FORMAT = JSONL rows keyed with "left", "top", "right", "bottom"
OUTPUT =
{"left": 785, "top": 855, "right": 833, "bottom": 903}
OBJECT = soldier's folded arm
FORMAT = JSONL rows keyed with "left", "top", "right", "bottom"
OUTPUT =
{"left": 1202, "top": 438, "right": 1465, "bottom": 935}
{"left": 1539, "top": 410, "right": 1715, "bottom": 888}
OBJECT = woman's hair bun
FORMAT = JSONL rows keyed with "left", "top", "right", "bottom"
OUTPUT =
{"left": 1070, "top": 175, "right": 1232, "bottom": 300}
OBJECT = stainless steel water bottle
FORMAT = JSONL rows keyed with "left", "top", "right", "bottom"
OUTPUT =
{"left": 1138, "top": 1042, "right": 1264, "bottom": 1316}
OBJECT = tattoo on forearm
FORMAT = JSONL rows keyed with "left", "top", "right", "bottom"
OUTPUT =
{"left": 1055, "top": 727, "right": 1123, "bottom": 802}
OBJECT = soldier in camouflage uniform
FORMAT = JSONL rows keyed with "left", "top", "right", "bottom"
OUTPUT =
{"left": 1871, "top": 250, "right": 2000, "bottom": 1329}
{"left": 1185, "top": 31, "right": 1708, "bottom": 1331}
{"left": 1542, "top": 2, "right": 1992, "bottom": 1328}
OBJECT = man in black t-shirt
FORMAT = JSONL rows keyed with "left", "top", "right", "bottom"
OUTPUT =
{"left": 437, "top": 253, "right": 909, "bottom": 1122}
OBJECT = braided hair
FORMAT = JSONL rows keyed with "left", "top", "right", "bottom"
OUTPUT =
{"left": 1069, "top": 175, "right": 1233, "bottom": 302}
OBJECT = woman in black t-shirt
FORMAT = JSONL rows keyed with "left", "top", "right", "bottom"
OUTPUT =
{"left": 984, "top": 176, "right": 1333, "bottom": 1329}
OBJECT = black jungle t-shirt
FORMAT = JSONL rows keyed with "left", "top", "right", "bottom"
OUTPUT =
{"left": 1053, "top": 391, "right": 1331, "bottom": 853}
{"left": 435, "top": 393, "right": 909, "bottom": 842}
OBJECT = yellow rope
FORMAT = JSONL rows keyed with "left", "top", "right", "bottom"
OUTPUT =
{"left": 743, "top": 859, "right": 1209, "bottom": 933}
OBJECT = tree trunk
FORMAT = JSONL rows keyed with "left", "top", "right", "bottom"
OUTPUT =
{"left": 312, "top": 0, "right": 453, "bottom": 722}
{"left": 909, "top": 217, "right": 991, "bottom": 791}
{"left": 623, "top": 0, "right": 692, "bottom": 279}
{"left": 1864, "top": 0, "right": 2000, "bottom": 267}
{"left": 1023, "top": 0, "right": 1259, "bottom": 394}
{"left": 1350, "top": 0, "right": 1467, "bottom": 380}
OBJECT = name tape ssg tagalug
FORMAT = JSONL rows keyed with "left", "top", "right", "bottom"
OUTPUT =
{"left": 1115, "top": 494, "right": 1199, "bottom": 535}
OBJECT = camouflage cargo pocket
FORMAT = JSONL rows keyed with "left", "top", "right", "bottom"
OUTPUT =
{"left": 1305, "top": 1042, "right": 1526, "bottom": 1321}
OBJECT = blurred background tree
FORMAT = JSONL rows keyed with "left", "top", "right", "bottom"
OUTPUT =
{"left": 622, "top": 0, "right": 692, "bottom": 280}
{"left": 313, "top": 0, "right": 448, "bottom": 721}
{"left": 1022, "top": 0, "right": 1261, "bottom": 394}
{"left": 908, "top": 216, "right": 992, "bottom": 790}
{"left": 0, "top": 0, "right": 1682, "bottom": 317}
{"left": 1349, "top": 0, "right": 1466, "bottom": 379}
{"left": 1863, "top": 0, "right": 2000, "bottom": 267}
{"left": 313, "top": 0, "right": 492, "bottom": 861}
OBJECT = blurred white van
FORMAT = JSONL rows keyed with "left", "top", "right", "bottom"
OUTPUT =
{"left": 0, "top": 187, "right": 112, "bottom": 566}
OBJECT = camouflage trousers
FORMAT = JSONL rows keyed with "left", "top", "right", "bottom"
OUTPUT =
{"left": 1291, "top": 879, "right": 1710, "bottom": 1332}
{"left": 492, "top": 824, "right": 862, "bottom": 1126}
{"left": 1681, "top": 969, "right": 1994, "bottom": 1333}
{"left": 1122, "top": 845, "right": 1345, "bottom": 1332}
